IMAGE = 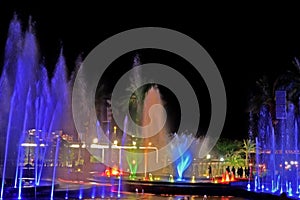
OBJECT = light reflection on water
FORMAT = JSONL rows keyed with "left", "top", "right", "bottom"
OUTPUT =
{"left": 5, "top": 193, "right": 250, "bottom": 200}
{"left": 13, "top": 194, "right": 249, "bottom": 200}
{"left": 70, "top": 194, "right": 248, "bottom": 200}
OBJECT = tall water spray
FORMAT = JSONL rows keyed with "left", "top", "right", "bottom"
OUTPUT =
{"left": 170, "top": 133, "right": 200, "bottom": 180}
{"left": 0, "top": 16, "right": 71, "bottom": 199}
{"left": 141, "top": 86, "right": 168, "bottom": 177}
{"left": 254, "top": 74, "right": 300, "bottom": 198}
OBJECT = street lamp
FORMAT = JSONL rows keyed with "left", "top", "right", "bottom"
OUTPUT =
{"left": 92, "top": 138, "right": 98, "bottom": 144}
{"left": 132, "top": 141, "right": 136, "bottom": 146}
{"left": 113, "top": 140, "right": 118, "bottom": 146}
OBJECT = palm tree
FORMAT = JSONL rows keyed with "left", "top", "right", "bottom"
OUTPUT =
{"left": 248, "top": 57, "right": 300, "bottom": 137}
{"left": 225, "top": 153, "right": 245, "bottom": 168}
{"left": 238, "top": 139, "right": 256, "bottom": 167}
{"left": 248, "top": 76, "right": 273, "bottom": 115}
{"left": 213, "top": 138, "right": 242, "bottom": 158}
{"left": 273, "top": 58, "right": 300, "bottom": 103}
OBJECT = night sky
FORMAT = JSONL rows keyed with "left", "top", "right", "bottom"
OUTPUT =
{"left": 1, "top": 3, "right": 300, "bottom": 140}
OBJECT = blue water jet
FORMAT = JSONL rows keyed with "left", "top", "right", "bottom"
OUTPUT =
{"left": 0, "top": 15, "right": 71, "bottom": 199}
{"left": 170, "top": 133, "right": 201, "bottom": 181}
{"left": 175, "top": 150, "right": 192, "bottom": 181}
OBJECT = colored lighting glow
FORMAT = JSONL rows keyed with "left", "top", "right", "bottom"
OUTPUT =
{"left": 231, "top": 173, "right": 235, "bottom": 181}
{"left": 104, "top": 166, "right": 122, "bottom": 177}
{"left": 169, "top": 175, "right": 174, "bottom": 182}
{"left": 247, "top": 183, "right": 251, "bottom": 191}
{"left": 78, "top": 188, "right": 83, "bottom": 199}
{"left": 149, "top": 173, "right": 153, "bottom": 181}
{"left": 20, "top": 143, "right": 46, "bottom": 147}
{"left": 176, "top": 150, "right": 192, "bottom": 180}
{"left": 192, "top": 176, "right": 196, "bottom": 183}
{"left": 111, "top": 168, "right": 119, "bottom": 176}
{"left": 91, "top": 186, "right": 96, "bottom": 199}
{"left": 92, "top": 138, "right": 98, "bottom": 143}
{"left": 21, "top": 143, "right": 37, "bottom": 147}
{"left": 127, "top": 155, "right": 137, "bottom": 178}
{"left": 70, "top": 144, "right": 80, "bottom": 148}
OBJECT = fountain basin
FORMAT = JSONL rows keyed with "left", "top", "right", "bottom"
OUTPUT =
{"left": 1, "top": 179, "right": 58, "bottom": 198}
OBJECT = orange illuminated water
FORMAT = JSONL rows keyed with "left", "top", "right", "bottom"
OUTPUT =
{"left": 142, "top": 86, "right": 168, "bottom": 176}
{"left": 142, "top": 86, "right": 168, "bottom": 149}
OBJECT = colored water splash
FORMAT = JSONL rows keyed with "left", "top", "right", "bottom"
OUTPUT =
{"left": 0, "top": 15, "right": 71, "bottom": 199}
{"left": 176, "top": 149, "right": 192, "bottom": 180}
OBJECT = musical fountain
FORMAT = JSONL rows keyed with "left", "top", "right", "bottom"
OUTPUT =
{"left": 0, "top": 15, "right": 278, "bottom": 199}
{"left": 251, "top": 70, "right": 300, "bottom": 199}
{"left": 0, "top": 15, "right": 71, "bottom": 199}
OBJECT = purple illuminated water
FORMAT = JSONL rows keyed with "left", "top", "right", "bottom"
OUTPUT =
{"left": 255, "top": 100, "right": 300, "bottom": 198}
{"left": 0, "top": 15, "right": 253, "bottom": 199}
{"left": 0, "top": 15, "right": 71, "bottom": 199}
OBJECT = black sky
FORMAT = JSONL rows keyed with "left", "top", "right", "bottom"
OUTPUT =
{"left": 1, "top": 3, "right": 300, "bottom": 140}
